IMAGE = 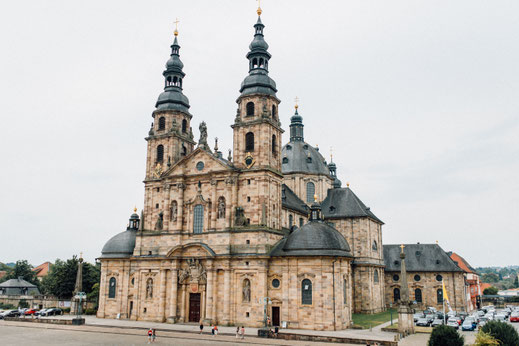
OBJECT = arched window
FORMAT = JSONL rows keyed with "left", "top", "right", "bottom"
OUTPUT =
{"left": 282, "top": 157, "right": 288, "bottom": 164}
{"left": 179, "top": 78, "right": 182, "bottom": 88}
{"left": 170, "top": 201, "right": 178, "bottom": 222}
{"left": 343, "top": 279, "right": 347, "bottom": 304}
{"left": 415, "top": 288, "right": 423, "bottom": 303}
{"left": 242, "top": 279, "right": 251, "bottom": 302}
{"left": 374, "top": 270, "right": 379, "bottom": 283}
{"left": 252, "top": 58, "right": 258, "bottom": 68}
{"left": 289, "top": 214, "right": 293, "bottom": 228}
{"left": 299, "top": 218, "right": 304, "bottom": 227}
{"left": 182, "top": 119, "right": 187, "bottom": 133}
{"left": 372, "top": 240, "right": 378, "bottom": 251}
{"left": 306, "top": 182, "right": 315, "bottom": 203}
{"left": 259, "top": 58, "right": 264, "bottom": 67}
{"left": 302, "top": 279, "right": 312, "bottom": 305}
{"left": 272, "top": 105, "right": 277, "bottom": 120}
{"left": 173, "top": 76, "right": 178, "bottom": 85}
{"left": 272, "top": 134, "right": 277, "bottom": 156}
{"left": 158, "top": 117, "right": 166, "bottom": 131}
{"left": 193, "top": 204, "right": 204, "bottom": 234}
{"left": 393, "top": 287, "right": 400, "bottom": 303}
{"left": 181, "top": 144, "right": 187, "bottom": 156}
{"left": 166, "top": 76, "right": 172, "bottom": 86}
{"left": 108, "top": 277, "right": 116, "bottom": 298}
{"left": 217, "top": 197, "right": 225, "bottom": 219}
{"left": 437, "top": 289, "right": 443, "bottom": 303}
{"left": 146, "top": 278, "right": 153, "bottom": 299}
{"left": 156, "top": 145, "right": 164, "bottom": 162}
{"left": 246, "top": 102, "right": 255, "bottom": 116}
{"left": 245, "top": 132, "right": 254, "bottom": 151}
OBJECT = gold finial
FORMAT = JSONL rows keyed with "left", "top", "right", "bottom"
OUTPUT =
{"left": 257, "top": 0, "right": 262, "bottom": 15}
{"left": 436, "top": 240, "right": 439, "bottom": 244}
{"left": 330, "top": 147, "right": 333, "bottom": 162}
{"left": 346, "top": 182, "right": 350, "bottom": 187}
{"left": 79, "top": 252, "right": 83, "bottom": 259}
{"left": 174, "top": 18, "right": 180, "bottom": 36}
{"left": 314, "top": 194, "right": 318, "bottom": 202}
{"left": 294, "top": 96, "right": 299, "bottom": 109}
{"left": 133, "top": 206, "right": 137, "bottom": 213}
{"left": 400, "top": 244, "right": 405, "bottom": 253}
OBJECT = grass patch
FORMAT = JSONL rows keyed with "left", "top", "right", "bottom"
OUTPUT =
{"left": 352, "top": 308, "right": 397, "bottom": 329}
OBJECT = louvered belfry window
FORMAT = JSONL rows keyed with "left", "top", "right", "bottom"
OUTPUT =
{"left": 193, "top": 204, "right": 204, "bottom": 234}
{"left": 306, "top": 182, "right": 315, "bottom": 203}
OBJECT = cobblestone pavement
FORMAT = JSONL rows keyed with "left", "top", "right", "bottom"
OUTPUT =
{"left": 0, "top": 321, "right": 362, "bottom": 346}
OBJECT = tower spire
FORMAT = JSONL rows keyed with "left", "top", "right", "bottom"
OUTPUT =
{"left": 289, "top": 98, "right": 304, "bottom": 141}
{"left": 155, "top": 21, "right": 190, "bottom": 113}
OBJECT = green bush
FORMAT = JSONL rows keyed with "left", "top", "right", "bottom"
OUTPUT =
{"left": 0, "top": 302, "right": 16, "bottom": 309}
{"left": 481, "top": 320, "right": 519, "bottom": 346}
{"left": 18, "top": 299, "right": 29, "bottom": 309}
{"left": 84, "top": 308, "right": 97, "bottom": 315}
{"left": 428, "top": 325, "right": 464, "bottom": 346}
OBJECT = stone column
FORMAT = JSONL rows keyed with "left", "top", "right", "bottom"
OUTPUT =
{"left": 180, "top": 284, "right": 186, "bottom": 322}
{"left": 177, "top": 183, "right": 185, "bottom": 231}
{"left": 281, "top": 260, "right": 289, "bottom": 323}
{"left": 222, "top": 268, "right": 231, "bottom": 324}
{"left": 205, "top": 269, "right": 214, "bottom": 323}
{"left": 212, "top": 270, "right": 218, "bottom": 322}
{"left": 96, "top": 264, "right": 107, "bottom": 318}
{"left": 398, "top": 245, "right": 415, "bottom": 334}
{"left": 163, "top": 185, "right": 171, "bottom": 230}
{"left": 169, "top": 268, "right": 178, "bottom": 322}
{"left": 158, "top": 268, "right": 167, "bottom": 322}
{"left": 211, "top": 180, "right": 217, "bottom": 229}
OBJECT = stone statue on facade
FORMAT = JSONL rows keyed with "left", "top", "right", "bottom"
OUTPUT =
{"left": 178, "top": 259, "right": 207, "bottom": 284}
{"left": 243, "top": 279, "right": 251, "bottom": 302}
{"left": 155, "top": 212, "right": 164, "bottom": 231}
{"left": 234, "top": 207, "right": 247, "bottom": 226}
{"left": 217, "top": 198, "right": 226, "bottom": 219}
{"left": 170, "top": 203, "right": 178, "bottom": 222}
{"left": 198, "top": 122, "right": 209, "bottom": 150}
{"left": 146, "top": 278, "right": 153, "bottom": 299}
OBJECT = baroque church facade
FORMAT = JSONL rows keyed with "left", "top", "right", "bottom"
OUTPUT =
{"left": 98, "top": 8, "right": 387, "bottom": 331}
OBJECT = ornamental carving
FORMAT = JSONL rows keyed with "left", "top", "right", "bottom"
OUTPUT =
{"left": 178, "top": 259, "right": 207, "bottom": 284}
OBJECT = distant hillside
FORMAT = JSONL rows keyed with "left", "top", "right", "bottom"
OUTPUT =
{"left": 476, "top": 266, "right": 519, "bottom": 290}
{"left": 0, "top": 262, "right": 14, "bottom": 271}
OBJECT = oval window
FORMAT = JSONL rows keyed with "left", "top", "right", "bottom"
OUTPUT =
{"left": 414, "top": 274, "right": 421, "bottom": 282}
{"left": 196, "top": 161, "right": 204, "bottom": 171}
{"left": 393, "top": 274, "right": 400, "bottom": 282}
{"left": 436, "top": 274, "right": 443, "bottom": 282}
{"left": 272, "top": 279, "right": 280, "bottom": 288}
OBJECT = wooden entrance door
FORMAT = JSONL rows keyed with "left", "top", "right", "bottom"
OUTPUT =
{"left": 272, "top": 306, "right": 280, "bottom": 326}
{"left": 189, "top": 293, "right": 201, "bottom": 322}
{"left": 129, "top": 301, "right": 133, "bottom": 318}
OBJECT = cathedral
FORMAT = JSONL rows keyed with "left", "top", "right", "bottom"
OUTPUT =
{"left": 97, "top": 7, "right": 386, "bottom": 331}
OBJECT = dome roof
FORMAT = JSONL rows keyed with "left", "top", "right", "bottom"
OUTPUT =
{"left": 270, "top": 221, "right": 352, "bottom": 257}
{"left": 166, "top": 55, "right": 184, "bottom": 70}
{"left": 100, "top": 230, "right": 136, "bottom": 259}
{"left": 249, "top": 35, "right": 269, "bottom": 51}
{"left": 282, "top": 141, "right": 330, "bottom": 176}
{"left": 155, "top": 89, "right": 191, "bottom": 112}
{"left": 240, "top": 72, "right": 277, "bottom": 97}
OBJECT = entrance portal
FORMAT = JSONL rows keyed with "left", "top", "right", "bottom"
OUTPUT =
{"left": 188, "top": 293, "right": 201, "bottom": 322}
{"left": 272, "top": 306, "right": 280, "bottom": 326}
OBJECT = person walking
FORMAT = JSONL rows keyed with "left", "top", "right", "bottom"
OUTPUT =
{"left": 236, "top": 326, "right": 240, "bottom": 338}
{"left": 240, "top": 326, "right": 245, "bottom": 339}
{"left": 199, "top": 320, "right": 204, "bottom": 334}
{"left": 152, "top": 329, "right": 157, "bottom": 343}
{"left": 147, "top": 328, "right": 153, "bottom": 344}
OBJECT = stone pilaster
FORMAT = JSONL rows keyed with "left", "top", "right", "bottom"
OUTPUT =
{"left": 158, "top": 268, "right": 167, "bottom": 322}
{"left": 168, "top": 268, "right": 178, "bottom": 322}
{"left": 222, "top": 269, "right": 231, "bottom": 324}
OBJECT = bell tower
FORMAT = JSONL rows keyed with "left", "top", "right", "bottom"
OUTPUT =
{"left": 231, "top": 7, "right": 283, "bottom": 172}
{"left": 145, "top": 24, "right": 196, "bottom": 181}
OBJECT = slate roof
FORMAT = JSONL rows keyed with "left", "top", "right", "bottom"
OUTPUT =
{"left": 383, "top": 244, "right": 464, "bottom": 272}
{"left": 282, "top": 184, "right": 309, "bottom": 215}
{"left": 100, "top": 230, "right": 136, "bottom": 259}
{"left": 282, "top": 141, "right": 330, "bottom": 176}
{"left": 270, "top": 220, "right": 353, "bottom": 257}
{"left": 0, "top": 278, "right": 37, "bottom": 288}
{"left": 321, "top": 187, "right": 383, "bottom": 224}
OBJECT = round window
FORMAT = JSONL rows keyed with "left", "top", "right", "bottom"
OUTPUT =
{"left": 393, "top": 274, "right": 399, "bottom": 282}
{"left": 436, "top": 274, "right": 443, "bottom": 282}
{"left": 272, "top": 278, "right": 280, "bottom": 288}
{"left": 196, "top": 161, "right": 204, "bottom": 171}
{"left": 414, "top": 274, "right": 421, "bottom": 282}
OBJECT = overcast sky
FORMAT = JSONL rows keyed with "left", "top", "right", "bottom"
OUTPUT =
{"left": 1, "top": 1, "right": 517, "bottom": 268}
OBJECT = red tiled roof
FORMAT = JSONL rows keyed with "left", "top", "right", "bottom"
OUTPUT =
{"left": 0, "top": 271, "right": 6, "bottom": 280}
{"left": 32, "top": 262, "right": 51, "bottom": 277}
{"left": 480, "top": 283, "right": 492, "bottom": 291}
{"left": 449, "top": 252, "right": 476, "bottom": 274}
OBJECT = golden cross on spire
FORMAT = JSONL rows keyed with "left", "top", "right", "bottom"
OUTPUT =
{"left": 294, "top": 96, "right": 299, "bottom": 109}
{"left": 330, "top": 146, "right": 333, "bottom": 161}
{"left": 400, "top": 244, "right": 405, "bottom": 253}
{"left": 257, "top": 0, "right": 262, "bottom": 15}
{"left": 79, "top": 252, "right": 83, "bottom": 259}
{"left": 133, "top": 206, "right": 137, "bottom": 213}
{"left": 174, "top": 18, "right": 180, "bottom": 36}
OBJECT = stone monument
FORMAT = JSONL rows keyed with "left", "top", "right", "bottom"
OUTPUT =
{"left": 71, "top": 253, "right": 86, "bottom": 325}
{"left": 397, "top": 244, "right": 415, "bottom": 335}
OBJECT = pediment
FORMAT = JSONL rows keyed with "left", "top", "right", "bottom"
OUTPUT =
{"left": 163, "top": 147, "right": 234, "bottom": 178}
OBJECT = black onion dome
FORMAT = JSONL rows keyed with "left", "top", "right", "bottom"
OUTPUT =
{"left": 282, "top": 141, "right": 330, "bottom": 176}
{"left": 100, "top": 230, "right": 136, "bottom": 259}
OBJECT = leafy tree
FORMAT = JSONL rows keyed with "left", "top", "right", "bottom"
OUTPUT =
{"left": 18, "top": 299, "right": 29, "bottom": 309}
{"left": 514, "top": 275, "right": 519, "bottom": 289}
{"left": 482, "top": 273, "right": 500, "bottom": 283}
{"left": 428, "top": 325, "right": 464, "bottom": 346}
{"left": 87, "top": 283, "right": 100, "bottom": 309}
{"left": 481, "top": 321, "right": 519, "bottom": 346}
{"left": 483, "top": 286, "right": 498, "bottom": 295}
{"left": 0, "top": 260, "right": 40, "bottom": 289}
{"left": 474, "top": 330, "right": 500, "bottom": 346}
{"left": 41, "top": 256, "right": 100, "bottom": 299}
{"left": 0, "top": 262, "right": 13, "bottom": 272}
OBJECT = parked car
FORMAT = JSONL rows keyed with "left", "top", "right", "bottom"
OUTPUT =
{"left": 461, "top": 319, "right": 477, "bottom": 331}
{"left": 414, "top": 312, "right": 424, "bottom": 322}
{"left": 416, "top": 317, "right": 431, "bottom": 327}
{"left": 0, "top": 310, "right": 21, "bottom": 318}
{"left": 431, "top": 319, "right": 444, "bottom": 327}
{"left": 510, "top": 312, "right": 519, "bottom": 322}
{"left": 495, "top": 314, "right": 507, "bottom": 322}
{"left": 46, "top": 308, "right": 62, "bottom": 316}
{"left": 447, "top": 319, "right": 459, "bottom": 329}
{"left": 36, "top": 308, "right": 50, "bottom": 316}
{"left": 24, "top": 309, "right": 38, "bottom": 315}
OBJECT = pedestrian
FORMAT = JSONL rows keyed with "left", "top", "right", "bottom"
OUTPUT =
{"left": 211, "top": 325, "right": 215, "bottom": 336}
{"left": 199, "top": 319, "right": 204, "bottom": 334}
{"left": 152, "top": 329, "right": 156, "bottom": 343}
{"left": 214, "top": 324, "right": 219, "bottom": 336}
{"left": 274, "top": 326, "right": 279, "bottom": 337}
{"left": 147, "top": 328, "right": 153, "bottom": 344}
{"left": 240, "top": 325, "right": 245, "bottom": 339}
{"left": 236, "top": 326, "right": 240, "bottom": 338}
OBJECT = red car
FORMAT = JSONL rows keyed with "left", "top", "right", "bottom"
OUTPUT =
{"left": 24, "top": 309, "right": 38, "bottom": 315}
{"left": 510, "top": 313, "right": 519, "bottom": 322}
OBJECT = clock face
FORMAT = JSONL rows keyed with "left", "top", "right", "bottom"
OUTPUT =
{"left": 244, "top": 153, "right": 255, "bottom": 168}
{"left": 196, "top": 161, "right": 204, "bottom": 171}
